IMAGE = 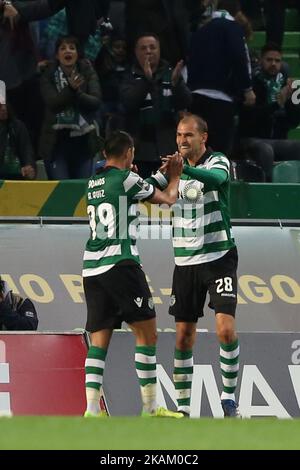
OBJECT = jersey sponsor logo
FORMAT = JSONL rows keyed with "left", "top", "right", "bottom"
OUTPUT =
{"left": 134, "top": 297, "right": 143, "bottom": 308}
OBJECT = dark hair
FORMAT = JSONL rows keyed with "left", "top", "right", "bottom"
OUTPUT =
{"left": 179, "top": 113, "right": 208, "bottom": 134}
{"left": 104, "top": 131, "right": 134, "bottom": 158}
{"left": 133, "top": 32, "right": 160, "bottom": 48}
{"left": 55, "top": 35, "right": 81, "bottom": 54}
{"left": 261, "top": 42, "right": 282, "bottom": 56}
{"left": 110, "top": 31, "right": 126, "bottom": 44}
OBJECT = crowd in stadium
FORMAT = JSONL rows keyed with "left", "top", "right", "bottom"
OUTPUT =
{"left": 1, "top": 0, "right": 300, "bottom": 182}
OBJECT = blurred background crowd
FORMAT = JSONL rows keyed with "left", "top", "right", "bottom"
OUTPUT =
{"left": 1, "top": 0, "right": 300, "bottom": 182}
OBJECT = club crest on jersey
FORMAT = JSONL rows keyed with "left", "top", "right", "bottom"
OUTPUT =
{"left": 148, "top": 297, "right": 154, "bottom": 309}
{"left": 170, "top": 295, "right": 176, "bottom": 307}
{"left": 182, "top": 181, "right": 203, "bottom": 203}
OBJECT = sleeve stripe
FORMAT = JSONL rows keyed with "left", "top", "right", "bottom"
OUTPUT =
{"left": 211, "top": 164, "right": 230, "bottom": 173}
{"left": 151, "top": 171, "right": 168, "bottom": 189}
{"left": 208, "top": 155, "right": 230, "bottom": 167}
{"left": 123, "top": 171, "right": 140, "bottom": 193}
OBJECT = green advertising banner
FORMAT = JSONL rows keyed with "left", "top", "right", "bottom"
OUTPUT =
{"left": 0, "top": 180, "right": 300, "bottom": 219}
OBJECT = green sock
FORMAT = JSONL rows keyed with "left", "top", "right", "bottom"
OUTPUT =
{"left": 220, "top": 339, "right": 239, "bottom": 401}
{"left": 85, "top": 345, "right": 107, "bottom": 414}
{"left": 173, "top": 348, "right": 193, "bottom": 415}
{"left": 135, "top": 345, "right": 157, "bottom": 413}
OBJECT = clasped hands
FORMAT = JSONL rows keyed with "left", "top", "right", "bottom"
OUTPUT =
{"left": 1, "top": 1, "right": 19, "bottom": 30}
{"left": 160, "top": 152, "right": 183, "bottom": 178}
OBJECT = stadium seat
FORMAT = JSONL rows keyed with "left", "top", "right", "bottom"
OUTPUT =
{"left": 231, "top": 160, "right": 266, "bottom": 182}
{"left": 285, "top": 8, "right": 300, "bottom": 31}
{"left": 288, "top": 127, "right": 300, "bottom": 140}
{"left": 272, "top": 160, "right": 300, "bottom": 182}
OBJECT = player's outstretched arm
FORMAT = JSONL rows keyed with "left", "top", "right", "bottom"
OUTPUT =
{"left": 183, "top": 166, "right": 228, "bottom": 186}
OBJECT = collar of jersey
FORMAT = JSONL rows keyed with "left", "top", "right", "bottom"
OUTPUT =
{"left": 185, "top": 148, "right": 212, "bottom": 167}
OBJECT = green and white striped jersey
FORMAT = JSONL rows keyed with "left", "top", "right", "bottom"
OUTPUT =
{"left": 82, "top": 167, "right": 155, "bottom": 277}
{"left": 173, "top": 151, "right": 235, "bottom": 266}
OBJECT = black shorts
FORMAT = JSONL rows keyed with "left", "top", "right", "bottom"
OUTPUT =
{"left": 169, "top": 247, "right": 238, "bottom": 322}
{"left": 83, "top": 263, "right": 156, "bottom": 332}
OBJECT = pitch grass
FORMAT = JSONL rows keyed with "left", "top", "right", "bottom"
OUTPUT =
{"left": 0, "top": 417, "right": 300, "bottom": 450}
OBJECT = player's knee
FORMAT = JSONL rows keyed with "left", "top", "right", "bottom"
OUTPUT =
{"left": 151, "top": 330, "right": 158, "bottom": 345}
{"left": 217, "top": 326, "right": 235, "bottom": 344}
{"left": 143, "top": 329, "right": 158, "bottom": 346}
{"left": 176, "top": 331, "right": 195, "bottom": 350}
